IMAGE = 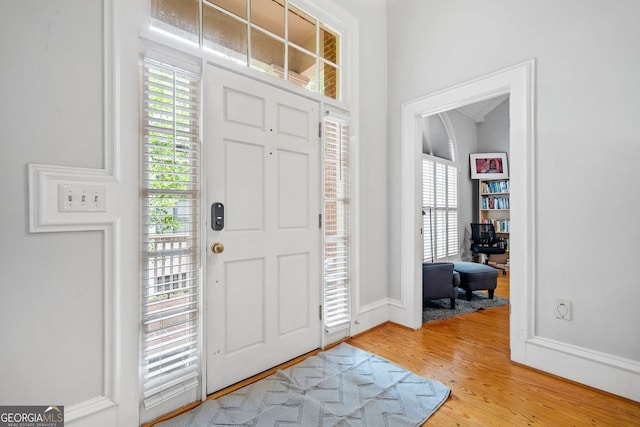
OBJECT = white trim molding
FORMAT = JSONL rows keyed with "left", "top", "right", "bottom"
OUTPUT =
{"left": 397, "top": 60, "right": 536, "bottom": 340}
{"left": 27, "top": 165, "right": 121, "bottom": 425}
{"left": 353, "top": 299, "right": 393, "bottom": 336}
{"left": 527, "top": 337, "right": 640, "bottom": 402}
{"left": 24, "top": 0, "right": 131, "bottom": 424}
{"left": 28, "top": 164, "right": 119, "bottom": 233}
{"left": 456, "top": 94, "right": 510, "bottom": 123}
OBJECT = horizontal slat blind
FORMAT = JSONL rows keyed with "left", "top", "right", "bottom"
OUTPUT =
{"left": 423, "top": 155, "right": 458, "bottom": 262}
{"left": 323, "top": 116, "right": 351, "bottom": 332}
{"left": 447, "top": 165, "right": 458, "bottom": 257}
{"left": 422, "top": 158, "right": 434, "bottom": 262}
{"left": 141, "top": 57, "right": 201, "bottom": 409}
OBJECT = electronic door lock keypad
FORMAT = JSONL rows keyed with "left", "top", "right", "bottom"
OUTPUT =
{"left": 212, "top": 202, "right": 224, "bottom": 230}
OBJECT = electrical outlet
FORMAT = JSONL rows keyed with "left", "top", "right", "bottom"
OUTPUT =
{"left": 555, "top": 299, "right": 572, "bottom": 320}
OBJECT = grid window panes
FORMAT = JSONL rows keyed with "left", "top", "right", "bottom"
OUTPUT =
{"left": 288, "top": 5, "right": 316, "bottom": 52}
{"left": 151, "top": 0, "right": 199, "bottom": 44}
{"left": 251, "top": 0, "right": 285, "bottom": 38}
{"left": 150, "top": 0, "right": 341, "bottom": 99}
{"left": 423, "top": 155, "right": 458, "bottom": 262}
{"left": 202, "top": 3, "right": 248, "bottom": 65}
{"left": 250, "top": 27, "right": 285, "bottom": 76}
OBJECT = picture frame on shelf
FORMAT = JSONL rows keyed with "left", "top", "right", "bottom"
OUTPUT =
{"left": 470, "top": 152, "right": 509, "bottom": 179}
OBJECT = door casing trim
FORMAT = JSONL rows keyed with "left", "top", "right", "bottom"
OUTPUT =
{"left": 394, "top": 60, "right": 537, "bottom": 368}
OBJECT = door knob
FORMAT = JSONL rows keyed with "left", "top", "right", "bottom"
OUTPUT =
{"left": 211, "top": 242, "right": 225, "bottom": 254}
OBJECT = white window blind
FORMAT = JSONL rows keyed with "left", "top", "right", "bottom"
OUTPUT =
{"left": 323, "top": 115, "right": 351, "bottom": 332}
{"left": 141, "top": 57, "right": 201, "bottom": 409}
{"left": 422, "top": 155, "right": 458, "bottom": 262}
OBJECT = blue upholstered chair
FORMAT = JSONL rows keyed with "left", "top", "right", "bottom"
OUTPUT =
{"left": 422, "top": 262, "right": 460, "bottom": 309}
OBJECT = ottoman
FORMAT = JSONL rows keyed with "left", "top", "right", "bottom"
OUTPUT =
{"left": 453, "top": 262, "right": 498, "bottom": 301}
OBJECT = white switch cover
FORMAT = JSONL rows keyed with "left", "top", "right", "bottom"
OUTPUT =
{"left": 29, "top": 164, "right": 118, "bottom": 233}
{"left": 58, "top": 184, "right": 107, "bottom": 212}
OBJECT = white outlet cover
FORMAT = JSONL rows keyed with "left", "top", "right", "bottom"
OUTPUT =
{"left": 555, "top": 299, "right": 572, "bottom": 320}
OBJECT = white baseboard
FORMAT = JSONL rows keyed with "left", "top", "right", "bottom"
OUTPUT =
{"left": 352, "top": 299, "right": 392, "bottom": 335}
{"left": 65, "top": 397, "right": 116, "bottom": 426}
{"left": 525, "top": 337, "right": 640, "bottom": 402}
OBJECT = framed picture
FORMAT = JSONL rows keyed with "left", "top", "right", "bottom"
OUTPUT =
{"left": 470, "top": 152, "right": 509, "bottom": 179}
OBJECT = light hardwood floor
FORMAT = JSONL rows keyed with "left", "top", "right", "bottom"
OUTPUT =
{"left": 147, "top": 273, "right": 640, "bottom": 426}
{"left": 348, "top": 273, "right": 640, "bottom": 426}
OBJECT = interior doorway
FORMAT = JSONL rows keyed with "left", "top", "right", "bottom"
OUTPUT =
{"left": 420, "top": 97, "right": 510, "bottom": 327}
{"left": 398, "top": 61, "right": 536, "bottom": 366}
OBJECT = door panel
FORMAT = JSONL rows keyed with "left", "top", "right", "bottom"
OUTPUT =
{"left": 278, "top": 150, "right": 309, "bottom": 228}
{"left": 225, "top": 257, "right": 265, "bottom": 353}
{"left": 277, "top": 103, "right": 311, "bottom": 139}
{"left": 204, "top": 65, "right": 320, "bottom": 393}
{"left": 278, "top": 252, "right": 310, "bottom": 334}
{"left": 224, "top": 89, "right": 266, "bottom": 129}
{"left": 225, "top": 141, "right": 265, "bottom": 231}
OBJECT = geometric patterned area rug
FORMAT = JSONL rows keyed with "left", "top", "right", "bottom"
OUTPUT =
{"left": 157, "top": 343, "right": 450, "bottom": 426}
{"left": 423, "top": 291, "right": 509, "bottom": 324}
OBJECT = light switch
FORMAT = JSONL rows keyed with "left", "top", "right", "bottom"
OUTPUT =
{"left": 58, "top": 184, "right": 106, "bottom": 212}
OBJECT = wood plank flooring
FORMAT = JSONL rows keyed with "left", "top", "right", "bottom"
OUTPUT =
{"left": 347, "top": 273, "right": 640, "bottom": 426}
{"left": 147, "top": 273, "right": 640, "bottom": 426}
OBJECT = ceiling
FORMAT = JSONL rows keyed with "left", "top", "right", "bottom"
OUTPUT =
{"left": 456, "top": 95, "right": 509, "bottom": 123}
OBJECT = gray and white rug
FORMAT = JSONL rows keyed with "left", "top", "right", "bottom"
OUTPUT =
{"left": 158, "top": 343, "right": 450, "bottom": 426}
{"left": 423, "top": 291, "right": 509, "bottom": 324}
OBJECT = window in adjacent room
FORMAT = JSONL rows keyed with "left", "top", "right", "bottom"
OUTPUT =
{"left": 422, "top": 114, "right": 458, "bottom": 262}
{"left": 149, "top": 0, "right": 342, "bottom": 100}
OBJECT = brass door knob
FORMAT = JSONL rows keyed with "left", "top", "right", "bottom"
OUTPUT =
{"left": 211, "top": 242, "right": 225, "bottom": 254}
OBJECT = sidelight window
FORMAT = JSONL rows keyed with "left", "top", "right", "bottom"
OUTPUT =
{"left": 141, "top": 56, "right": 201, "bottom": 410}
{"left": 323, "top": 113, "right": 351, "bottom": 332}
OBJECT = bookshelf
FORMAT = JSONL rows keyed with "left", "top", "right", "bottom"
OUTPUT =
{"left": 479, "top": 178, "right": 510, "bottom": 267}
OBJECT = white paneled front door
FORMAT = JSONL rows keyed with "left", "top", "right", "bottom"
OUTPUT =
{"left": 204, "top": 65, "right": 321, "bottom": 393}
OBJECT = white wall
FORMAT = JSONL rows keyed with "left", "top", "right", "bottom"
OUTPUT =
{"left": 478, "top": 99, "right": 510, "bottom": 154}
{"left": 387, "top": 0, "right": 640, "bottom": 398}
{"left": 0, "top": 0, "right": 105, "bottom": 405}
{"left": 333, "top": 0, "right": 390, "bottom": 312}
{"left": 0, "top": 0, "right": 140, "bottom": 425}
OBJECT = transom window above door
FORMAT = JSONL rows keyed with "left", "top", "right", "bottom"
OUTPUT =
{"left": 150, "top": 0, "right": 341, "bottom": 100}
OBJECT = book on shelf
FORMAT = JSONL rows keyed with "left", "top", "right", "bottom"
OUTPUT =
{"left": 482, "top": 218, "right": 510, "bottom": 233}
{"left": 481, "top": 196, "right": 510, "bottom": 210}
{"left": 480, "top": 179, "right": 510, "bottom": 194}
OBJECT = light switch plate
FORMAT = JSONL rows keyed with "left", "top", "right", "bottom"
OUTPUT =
{"left": 58, "top": 184, "right": 107, "bottom": 212}
{"left": 28, "top": 164, "right": 117, "bottom": 233}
